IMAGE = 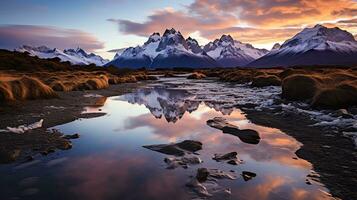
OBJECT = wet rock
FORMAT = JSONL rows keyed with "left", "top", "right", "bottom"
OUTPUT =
{"left": 213, "top": 152, "right": 242, "bottom": 165}
{"left": 207, "top": 117, "right": 261, "bottom": 144}
{"left": 206, "top": 117, "right": 237, "bottom": 130}
{"left": 164, "top": 156, "right": 202, "bottom": 169}
{"left": 56, "top": 140, "right": 72, "bottom": 150}
{"left": 187, "top": 168, "right": 236, "bottom": 198}
{"left": 213, "top": 152, "right": 238, "bottom": 161}
{"left": 222, "top": 127, "right": 260, "bottom": 144}
{"left": 143, "top": 140, "right": 202, "bottom": 156}
{"left": 241, "top": 171, "right": 256, "bottom": 181}
{"left": 334, "top": 109, "right": 354, "bottom": 119}
{"left": 227, "top": 160, "right": 240, "bottom": 165}
{"left": 63, "top": 133, "right": 80, "bottom": 139}
{"left": 196, "top": 168, "right": 210, "bottom": 182}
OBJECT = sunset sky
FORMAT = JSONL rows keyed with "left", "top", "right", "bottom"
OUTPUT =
{"left": 0, "top": 0, "right": 357, "bottom": 59}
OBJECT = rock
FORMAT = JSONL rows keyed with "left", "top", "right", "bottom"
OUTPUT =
{"left": 207, "top": 117, "right": 237, "bottom": 130}
{"left": 164, "top": 156, "right": 202, "bottom": 169}
{"left": 56, "top": 140, "right": 72, "bottom": 150}
{"left": 222, "top": 127, "right": 260, "bottom": 145}
{"left": 196, "top": 168, "right": 210, "bottom": 182}
{"left": 63, "top": 133, "right": 80, "bottom": 139}
{"left": 187, "top": 168, "right": 236, "bottom": 199}
{"left": 143, "top": 140, "right": 202, "bottom": 156}
{"left": 207, "top": 117, "right": 261, "bottom": 144}
{"left": 241, "top": 171, "right": 256, "bottom": 181}
{"left": 213, "top": 152, "right": 238, "bottom": 161}
{"left": 334, "top": 109, "right": 354, "bottom": 119}
{"left": 227, "top": 160, "right": 240, "bottom": 165}
{"left": 176, "top": 140, "right": 202, "bottom": 152}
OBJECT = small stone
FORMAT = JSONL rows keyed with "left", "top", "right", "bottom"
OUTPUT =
{"left": 241, "top": 171, "right": 256, "bottom": 181}
{"left": 63, "top": 133, "right": 80, "bottom": 140}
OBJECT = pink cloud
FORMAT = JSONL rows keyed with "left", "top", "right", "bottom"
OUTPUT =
{"left": 0, "top": 25, "right": 104, "bottom": 52}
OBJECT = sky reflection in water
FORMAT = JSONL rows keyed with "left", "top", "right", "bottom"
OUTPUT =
{"left": 0, "top": 80, "right": 333, "bottom": 200}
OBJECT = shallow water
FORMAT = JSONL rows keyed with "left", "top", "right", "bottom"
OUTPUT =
{"left": 0, "top": 77, "right": 334, "bottom": 200}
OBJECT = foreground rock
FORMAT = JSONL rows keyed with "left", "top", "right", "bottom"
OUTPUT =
{"left": 186, "top": 168, "right": 236, "bottom": 198}
{"left": 241, "top": 171, "right": 257, "bottom": 181}
{"left": 164, "top": 156, "right": 202, "bottom": 169}
{"left": 213, "top": 152, "right": 242, "bottom": 165}
{"left": 207, "top": 117, "right": 261, "bottom": 144}
{"left": 143, "top": 140, "right": 202, "bottom": 156}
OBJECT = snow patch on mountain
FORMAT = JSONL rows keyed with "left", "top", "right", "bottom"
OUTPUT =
{"left": 16, "top": 45, "right": 108, "bottom": 66}
{"left": 271, "top": 24, "right": 357, "bottom": 56}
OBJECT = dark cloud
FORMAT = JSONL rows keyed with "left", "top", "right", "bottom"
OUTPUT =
{"left": 0, "top": 25, "right": 104, "bottom": 51}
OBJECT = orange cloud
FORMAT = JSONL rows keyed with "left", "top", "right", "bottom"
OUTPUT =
{"left": 110, "top": 0, "right": 357, "bottom": 48}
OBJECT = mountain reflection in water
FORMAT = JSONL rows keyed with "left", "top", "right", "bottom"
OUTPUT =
{"left": 0, "top": 79, "right": 334, "bottom": 200}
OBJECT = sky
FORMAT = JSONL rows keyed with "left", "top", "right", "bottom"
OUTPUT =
{"left": 0, "top": 0, "right": 357, "bottom": 59}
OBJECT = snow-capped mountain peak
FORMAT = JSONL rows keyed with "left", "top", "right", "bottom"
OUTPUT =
{"left": 106, "top": 28, "right": 219, "bottom": 69}
{"left": 186, "top": 37, "right": 203, "bottom": 54}
{"left": 280, "top": 24, "right": 357, "bottom": 53}
{"left": 203, "top": 35, "right": 268, "bottom": 67}
{"left": 16, "top": 45, "right": 109, "bottom": 66}
{"left": 247, "top": 24, "right": 357, "bottom": 67}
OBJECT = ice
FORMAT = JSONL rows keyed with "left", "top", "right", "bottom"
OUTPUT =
{"left": 0, "top": 119, "right": 44, "bottom": 134}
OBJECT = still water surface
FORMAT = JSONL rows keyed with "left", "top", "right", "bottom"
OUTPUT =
{"left": 0, "top": 78, "right": 333, "bottom": 200}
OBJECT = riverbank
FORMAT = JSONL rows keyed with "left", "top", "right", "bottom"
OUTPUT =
{"left": 0, "top": 83, "right": 142, "bottom": 163}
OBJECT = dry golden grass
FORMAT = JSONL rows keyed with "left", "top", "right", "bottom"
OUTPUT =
{"left": 0, "top": 75, "right": 57, "bottom": 102}
{"left": 251, "top": 75, "right": 281, "bottom": 87}
{"left": 187, "top": 72, "right": 206, "bottom": 79}
{"left": 281, "top": 68, "right": 357, "bottom": 108}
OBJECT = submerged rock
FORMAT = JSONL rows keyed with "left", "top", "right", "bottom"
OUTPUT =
{"left": 241, "top": 171, "right": 257, "bottom": 181}
{"left": 143, "top": 140, "right": 202, "bottom": 156}
{"left": 207, "top": 117, "right": 261, "bottom": 144}
{"left": 187, "top": 168, "right": 236, "bottom": 198}
{"left": 164, "top": 156, "right": 202, "bottom": 169}
{"left": 213, "top": 152, "right": 242, "bottom": 165}
{"left": 63, "top": 133, "right": 80, "bottom": 139}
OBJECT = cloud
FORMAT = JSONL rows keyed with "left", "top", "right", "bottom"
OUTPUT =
{"left": 0, "top": 25, "right": 104, "bottom": 52}
{"left": 109, "top": 0, "right": 357, "bottom": 47}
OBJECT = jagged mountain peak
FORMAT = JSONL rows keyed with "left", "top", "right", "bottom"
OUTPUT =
{"left": 144, "top": 32, "right": 161, "bottom": 45}
{"left": 219, "top": 34, "right": 234, "bottom": 43}
{"left": 163, "top": 28, "right": 180, "bottom": 36}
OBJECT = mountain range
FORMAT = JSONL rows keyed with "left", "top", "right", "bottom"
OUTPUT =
{"left": 16, "top": 46, "right": 109, "bottom": 66}
{"left": 106, "top": 28, "right": 269, "bottom": 68}
{"left": 14, "top": 24, "right": 357, "bottom": 68}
